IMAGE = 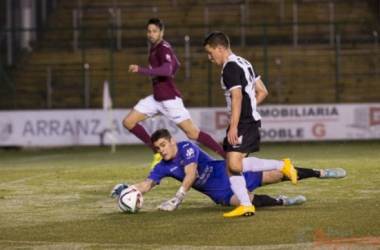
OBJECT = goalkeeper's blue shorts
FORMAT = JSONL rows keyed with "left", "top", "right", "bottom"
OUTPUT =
{"left": 213, "top": 171, "right": 263, "bottom": 206}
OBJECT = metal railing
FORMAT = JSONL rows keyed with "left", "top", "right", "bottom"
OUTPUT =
{"left": 293, "top": 1, "right": 335, "bottom": 47}
{"left": 0, "top": 20, "right": 379, "bottom": 109}
{"left": 1, "top": 0, "right": 60, "bottom": 66}
{"left": 0, "top": 66, "right": 17, "bottom": 109}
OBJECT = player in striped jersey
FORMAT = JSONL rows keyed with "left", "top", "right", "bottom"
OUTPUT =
{"left": 203, "top": 31, "right": 298, "bottom": 217}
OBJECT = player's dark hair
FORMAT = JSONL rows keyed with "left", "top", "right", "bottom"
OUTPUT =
{"left": 151, "top": 129, "right": 172, "bottom": 143}
{"left": 203, "top": 31, "right": 230, "bottom": 49}
{"left": 147, "top": 18, "right": 164, "bottom": 31}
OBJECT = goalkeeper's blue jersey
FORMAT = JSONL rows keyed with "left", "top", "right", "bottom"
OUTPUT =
{"left": 147, "top": 141, "right": 262, "bottom": 205}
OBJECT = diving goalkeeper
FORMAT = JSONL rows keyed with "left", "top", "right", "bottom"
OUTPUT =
{"left": 111, "top": 129, "right": 346, "bottom": 213}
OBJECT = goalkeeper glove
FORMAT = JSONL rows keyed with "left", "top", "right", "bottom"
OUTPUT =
{"left": 110, "top": 183, "right": 128, "bottom": 198}
{"left": 157, "top": 187, "right": 187, "bottom": 211}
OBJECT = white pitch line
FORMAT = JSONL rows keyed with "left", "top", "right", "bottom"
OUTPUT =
{"left": 1, "top": 238, "right": 378, "bottom": 249}
{"left": 0, "top": 241, "right": 315, "bottom": 250}
{"left": 19, "top": 154, "right": 67, "bottom": 162}
{"left": 0, "top": 170, "right": 75, "bottom": 188}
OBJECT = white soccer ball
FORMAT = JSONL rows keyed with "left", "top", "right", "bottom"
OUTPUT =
{"left": 118, "top": 186, "right": 144, "bottom": 213}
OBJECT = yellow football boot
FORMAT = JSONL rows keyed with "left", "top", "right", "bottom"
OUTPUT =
{"left": 281, "top": 158, "right": 298, "bottom": 185}
{"left": 223, "top": 205, "right": 255, "bottom": 218}
{"left": 150, "top": 153, "right": 163, "bottom": 169}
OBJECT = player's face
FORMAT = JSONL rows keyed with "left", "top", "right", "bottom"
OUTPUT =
{"left": 154, "top": 137, "right": 177, "bottom": 161}
{"left": 147, "top": 24, "right": 163, "bottom": 45}
{"left": 204, "top": 45, "right": 223, "bottom": 65}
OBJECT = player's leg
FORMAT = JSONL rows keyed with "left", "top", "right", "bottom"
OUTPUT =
{"left": 260, "top": 170, "right": 283, "bottom": 185}
{"left": 123, "top": 96, "right": 162, "bottom": 168}
{"left": 240, "top": 121, "right": 297, "bottom": 184}
{"left": 223, "top": 151, "right": 255, "bottom": 217}
{"left": 291, "top": 167, "right": 321, "bottom": 181}
{"left": 123, "top": 109, "right": 155, "bottom": 152}
{"left": 252, "top": 194, "right": 283, "bottom": 207}
{"left": 275, "top": 195, "right": 307, "bottom": 206}
{"left": 227, "top": 171, "right": 305, "bottom": 208}
{"left": 242, "top": 157, "right": 283, "bottom": 172}
{"left": 229, "top": 193, "right": 306, "bottom": 207}
{"left": 223, "top": 122, "right": 263, "bottom": 217}
{"left": 320, "top": 168, "right": 346, "bottom": 178}
{"left": 160, "top": 97, "right": 226, "bottom": 159}
{"left": 177, "top": 119, "right": 226, "bottom": 159}
{"left": 281, "top": 167, "right": 346, "bottom": 181}
{"left": 243, "top": 172, "right": 300, "bottom": 206}
{"left": 260, "top": 167, "right": 346, "bottom": 184}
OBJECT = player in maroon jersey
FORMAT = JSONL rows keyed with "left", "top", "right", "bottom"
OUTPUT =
{"left": 123, "top": 18, "right": 226, "bottom": 169}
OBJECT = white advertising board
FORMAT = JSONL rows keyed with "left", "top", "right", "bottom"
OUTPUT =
{"left": 0, "top": 103, "right": 379, "bottom": 147}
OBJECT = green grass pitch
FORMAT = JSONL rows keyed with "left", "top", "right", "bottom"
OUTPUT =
{"left": 0, "top": 141, "right": 379, "bottom": 249}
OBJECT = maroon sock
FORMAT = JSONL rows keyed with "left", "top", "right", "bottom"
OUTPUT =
{"left": 129, "top": 124, "right": 156, "bottom": 153}
{"left": 197, "top": 131, "right": 226, "bottom": 159}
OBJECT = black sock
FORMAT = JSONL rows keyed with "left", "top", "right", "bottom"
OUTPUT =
{"left": 252, "top": 194, "right": 283, "bottom": 207}
{"left": 282, "top": 167, "right": 321, "bottom": 181}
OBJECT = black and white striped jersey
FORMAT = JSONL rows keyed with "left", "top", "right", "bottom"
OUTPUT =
{"left": 221, "top": 54, "right": 262, "bottom": 123}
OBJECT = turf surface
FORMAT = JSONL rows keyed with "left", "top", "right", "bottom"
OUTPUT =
{"left": 0, "top": 141, "right": 379, "bottom": 249}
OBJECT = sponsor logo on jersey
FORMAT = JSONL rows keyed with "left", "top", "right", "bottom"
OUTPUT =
{"left": 186, "top": 148, "right": 195, "bottom": 158}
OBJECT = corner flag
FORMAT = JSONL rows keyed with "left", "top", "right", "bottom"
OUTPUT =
{"left": 102, "top": 80, "right": 116, "bottom": 153}
{"left": 103, "top": 80, "right": 112, "bottom": 110}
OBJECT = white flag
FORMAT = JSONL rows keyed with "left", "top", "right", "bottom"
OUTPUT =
{"left": 103, "top": 81, "right": 112, "bottom": 110}
{"left": 102, "top": 80, "right": 116, "bottom": 153}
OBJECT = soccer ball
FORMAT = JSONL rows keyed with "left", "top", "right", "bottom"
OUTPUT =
{"left": 118, "top": 186, "right": 144, "bottom": 213}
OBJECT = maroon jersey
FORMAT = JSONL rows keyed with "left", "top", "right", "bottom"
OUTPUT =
{"left": 149, "top": 39, "right": 182, "bottom": 101}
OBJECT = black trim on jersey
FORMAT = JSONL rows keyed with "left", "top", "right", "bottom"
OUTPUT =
{"left": 222, "top": 62, "right": 245, "bottom": 90}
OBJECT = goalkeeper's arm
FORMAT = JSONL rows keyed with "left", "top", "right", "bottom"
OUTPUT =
{"left": 110, "top": 179, "right": 156, "bottom": 198}
{"left": 157, "top": 162, "right": 197, "bottom": 211}
{"left": 134, "top": 178, "right": 157, "bottom": 194}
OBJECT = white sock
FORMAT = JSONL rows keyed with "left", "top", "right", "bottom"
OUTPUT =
{"left": 229, "top": 175, "right": 251, "bottom": 206}
{"left": 242, "top": 157, "right": 283, "bottom": 172}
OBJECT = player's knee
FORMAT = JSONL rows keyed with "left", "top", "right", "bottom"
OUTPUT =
{"left": 226, "top": 157, "right": 243, "bottom": 170}
{"left": 122, "top": 118, "right": 135, "bottom": 131}
{"left": 227, "top": 163, "right": 243, "bottom": 173}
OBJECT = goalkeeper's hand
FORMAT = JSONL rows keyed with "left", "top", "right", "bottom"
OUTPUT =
{"left": 157, "top": 187, "right": 187, "bottom": 211}
{"left": 110, "top": 183, "right": 128, "bottom": 198}
{"left": 157, "top": 196, "right": 182, "bottom": 211}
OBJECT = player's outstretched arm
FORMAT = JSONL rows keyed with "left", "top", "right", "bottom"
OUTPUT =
{"left": 157, "top": 162, "right": 197, "bottom": 211}
{"left": 134, "top": 179, "right": 157, "bottom": 194}
{"left": 110, "top": 179, "right": 156, "bottom": 198}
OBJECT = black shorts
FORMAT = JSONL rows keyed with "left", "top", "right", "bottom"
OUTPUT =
{"left": 223, "top": 120, "right": 261, "bottom": 154}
